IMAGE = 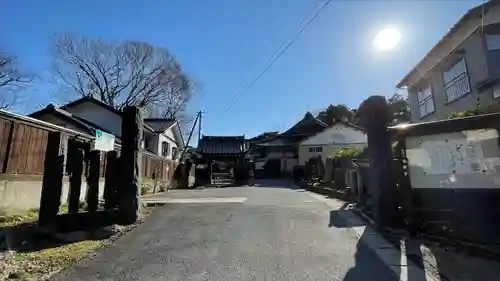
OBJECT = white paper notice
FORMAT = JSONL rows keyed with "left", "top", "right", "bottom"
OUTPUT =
{"left": 421, "top": 139, "right": 484, "bottom": 175}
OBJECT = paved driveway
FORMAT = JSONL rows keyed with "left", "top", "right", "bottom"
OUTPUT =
{"left": 52, "top": 181, "right": 397, "bottom": 281}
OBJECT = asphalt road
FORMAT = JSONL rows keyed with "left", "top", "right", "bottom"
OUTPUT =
{"left": 52, "top": 180, "right": 397, "bottom": 281}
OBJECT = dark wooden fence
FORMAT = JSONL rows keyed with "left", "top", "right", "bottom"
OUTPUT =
{"left": 0, "top": 110, "right": 178, "bottom": 181}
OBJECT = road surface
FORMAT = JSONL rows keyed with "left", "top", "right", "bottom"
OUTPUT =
{"left": 52, "top": 180, "right": 397, "bottom": 281}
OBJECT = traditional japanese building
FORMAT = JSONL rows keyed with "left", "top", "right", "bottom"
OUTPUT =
{"left": 195, "top": 136, "right": 250, "bottom": 186}
{"left": 252, "top": 112, "right": 327, "bottom": 177}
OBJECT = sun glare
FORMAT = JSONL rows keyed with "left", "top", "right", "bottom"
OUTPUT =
{"left": 373, "top": 28, "right": 401, "bottom": 51}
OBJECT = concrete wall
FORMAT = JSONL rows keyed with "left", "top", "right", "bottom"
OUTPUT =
{"left": 404, "top": 128, "right": 500, "bottom": 242}
{"left": 0, "top": 176, "right": 105, "bottom": 215}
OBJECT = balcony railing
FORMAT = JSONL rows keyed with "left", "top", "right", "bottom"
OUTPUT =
{"left": 445, "top": 72, "right": 471, "bottom": 102}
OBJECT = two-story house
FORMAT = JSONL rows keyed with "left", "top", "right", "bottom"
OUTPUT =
{"left": 29, "top": 97, "right": 184, "bottom": 161}
{"left": 397, "top": 0, "right": 500, "bottom": 122}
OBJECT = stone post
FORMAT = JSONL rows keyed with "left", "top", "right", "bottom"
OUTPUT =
{"left": 86, "top": 150, "right": 101, "bottom": 211}
{"left": 68, "top": 146, "right": 83, "bottom": 213}
{"left": 119, "top": 106, "right": 142, "bottom": 224}
{"left": 357, "top": 95, "right": 397, "bottom": 228}
{"left": 104, "top": 150, "right": 118, "bottom": 209}
{"left": 38, "top": 132, "right": 64, "bottom": 226}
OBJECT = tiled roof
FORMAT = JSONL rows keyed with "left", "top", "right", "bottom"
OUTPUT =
{"left": 256, "top": 112, "right": 327, "bottom": 147}
{"left": 248, "top": 131, "right": 281, "bottom": 143}
{"left": 144, "top": 118, "right": 176, "bottom": 133}
{"left": 60, "top": 96, "right": 123, "bottom": 116}
{"left": 256, "top": 135, "right": 306, "bottom": 147}
{"left": 197, "top": 136, "right": 247, "bottom": 154}
{"left": 281, "top": 112, "right": 327, "bottom": 136}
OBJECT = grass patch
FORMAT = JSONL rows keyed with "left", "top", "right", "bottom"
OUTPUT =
{"left": 1, "top": 202, "right": 87, "bottom": 228}
{"left": 2, "top": 204, "right": 159, "bottom": 280}
{"left": 0, "top": 208, "right": 39, "bottom": 227}
{"left": 7, "top": 240, "right": 105, "bottom": 280}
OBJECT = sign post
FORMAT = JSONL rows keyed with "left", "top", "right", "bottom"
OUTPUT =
{"left": 95, "top": 130, "right": 115, "bottom": 152}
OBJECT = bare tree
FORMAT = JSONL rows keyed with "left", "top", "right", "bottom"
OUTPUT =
{"left": 52, "top": 34, "right": 192, "bottom": 117}
{"left": 0, "top": 52, "right": 33, "bottom": 109}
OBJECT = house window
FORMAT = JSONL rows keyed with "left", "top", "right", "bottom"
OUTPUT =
{"left": 143, "top": 135, "right": 153, "bottom": 152}
{"left": 443, "top": 58, "right": 470, "bottom": 102}
{"left": 308, "top": 147, "right": 323, "bottom": 153}
{"left": 417, "top": 86, "right": 435, "bottom": 118}
{"left": 162, "top": 141, "right": 170, "bottom": 156}
{"left": 486, "top": 34, "right": 500, "bottom": 50}
{"left": 172, "top": 147, "right": 178, "bottom": 160}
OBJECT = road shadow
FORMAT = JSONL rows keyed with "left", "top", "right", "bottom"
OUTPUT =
{"left": 327, "top": 204, "right": 442, "bottom": 281}
{"left": 251, "top": 179, "right": 299, "bottom": 189}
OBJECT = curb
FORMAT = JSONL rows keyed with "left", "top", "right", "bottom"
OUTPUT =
{"left": 305, "top": 191, "right": 441, "bottom": 281}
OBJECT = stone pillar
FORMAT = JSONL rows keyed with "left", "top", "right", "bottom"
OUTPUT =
{"left": 119, "top": 106, "right": 142, "bottom": 224}
{"left": 104, "top": 150, "right": 118, "bottom": 209}
{"left": 68, "top": 146, "right": 83, "bottom": 213}
{"left": 86, "top": 150, "right": 100, "bottom": 211}
{"left": 38, "top": 132, "right": 64, "bottom": 226}
{"left": 357, "top": 95, "right": 396, "bottom": 227}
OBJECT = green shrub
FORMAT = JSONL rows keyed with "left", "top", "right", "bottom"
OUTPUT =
{"left": 332, "top": 147, "right": 362, "bottom": 159}
{"left": 140, "top": 182, "right": 152, "bottom": 195}
{"left": 448, "top": 108, "right": 481, "bottom": 119}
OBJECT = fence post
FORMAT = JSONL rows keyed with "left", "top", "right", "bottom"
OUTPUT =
{"left": 38, "top": 131, "right": 64, "bottom": 226}
{"left": 119, "top": 106, "right": 142, "bottom": 224}
{"left": 86, "top": 150, "right": 100, "bottom": 211}
{"left": 2, "top": 121, "right": 15, "bottom": 173}
{"left": 68, "top": 144, "right": 84, "bottom": 213}
{"left": 357, "top": 95, "right": 397, "bottom": 228}
{"left": 104, "top": 150, "right": 118, "bottom": 209}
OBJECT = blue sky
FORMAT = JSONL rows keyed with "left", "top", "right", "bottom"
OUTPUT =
{"left": 1, "top": 0, "right": 484, "bottom": 138}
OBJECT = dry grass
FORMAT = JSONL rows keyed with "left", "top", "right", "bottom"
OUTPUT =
{"left": 4, "top": 240, "right": 105, "bottom": 280}
{"left": 1, "top": 204, "right": 158, "bottom": 280}
{"left": 0, "top": 208, "right": 39, "bottom": 228}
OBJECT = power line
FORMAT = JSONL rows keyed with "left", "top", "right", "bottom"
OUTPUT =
{"left": 222, "top": 1, "right": 324, "bottom": 112}
{"left": 221, "top": 0, "right": 289, "bottom": 110}
{"left": 222, "top": 0, "right": 332, "bottom": 113}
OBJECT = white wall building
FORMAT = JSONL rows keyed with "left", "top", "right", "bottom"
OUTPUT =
{"left": 29, "top": 97, "right": 184, "bottom": 161}
{"left": 298, "top": 122, "right": 367, "bottom": 166}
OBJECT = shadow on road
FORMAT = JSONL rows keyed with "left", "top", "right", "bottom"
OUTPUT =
{"left": 328, "top": 204, "right": 435, "bottom": 281}
{"left": 251, "top": 179, "right": 300, "bottom": 189}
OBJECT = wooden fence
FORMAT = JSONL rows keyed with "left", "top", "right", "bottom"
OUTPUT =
{"left": 0, "top": 110, "right": 178, "bottom": 182}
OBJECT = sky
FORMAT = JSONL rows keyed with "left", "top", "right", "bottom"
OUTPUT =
{"left": 1, "top": 0, "right": 485, "bottom": 139}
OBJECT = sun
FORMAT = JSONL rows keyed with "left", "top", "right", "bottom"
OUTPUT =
{"left": 373, "top": 28, "right": 401, "bottom": 51}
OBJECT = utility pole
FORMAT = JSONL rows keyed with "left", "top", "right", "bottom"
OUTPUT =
{"left": 179, "top": 111, "right": 202, "bottom": 160}
{"left": 198, "top": 110, "right": 202, "bottom": 144}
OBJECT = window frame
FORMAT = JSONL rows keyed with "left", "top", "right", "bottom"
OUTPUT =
{"left": 161, "top": 141, "right": 170, "bottom": 157}
{"left": 486, "top": 33, "right": 500, "bottom": 50}
{"left": 443, "top": 57, "right": 471, "bottom": 103}
{"left": 308, "top": 147, "right": 323, "bottom": 153}
{"left": 172, "top": 147, "right": 178, "bottom": 160}
{"left": 417, "top": 85, "right": 435, "bottom": 118}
